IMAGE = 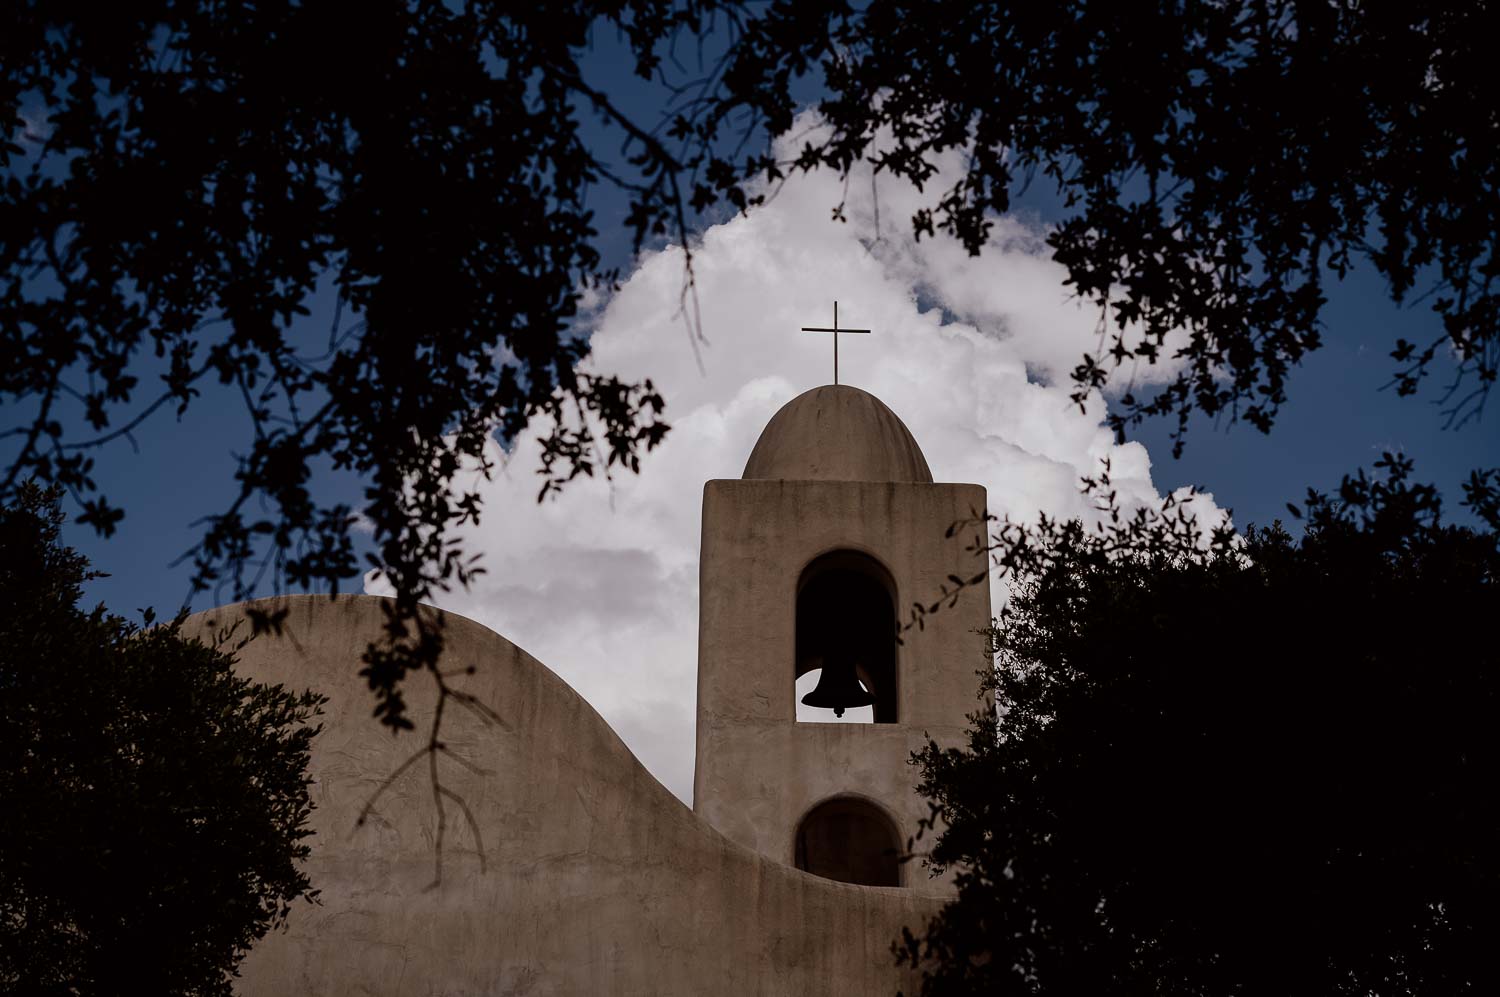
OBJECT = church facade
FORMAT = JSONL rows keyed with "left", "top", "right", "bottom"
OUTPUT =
{"left": 188, "top": 384, "right": 989, "bottom": 994}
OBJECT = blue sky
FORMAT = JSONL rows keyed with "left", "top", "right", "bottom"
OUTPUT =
{"left": 62, "top": 260, "right": 1490, "bottom": 611}
{"left": 41, "top": 30, "right": 1491, "bottom": 593}
{"left": 58, "top": 150, "right": 1495, "bottom": 622}
{"left": 21, "top": 22, "right": 1496, "bottom": 798}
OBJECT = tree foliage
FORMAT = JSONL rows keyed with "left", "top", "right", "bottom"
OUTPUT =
{"left": 0, "top": 485, "right": 323, "bottom": 996}
{"left": 898, "top": 460, "right": 1500, "bottom": 995}
{"left": 4, "top": 1, "right": 1495, "bottom": 726}
{"left": 709, "top": 0, "right": 1500, "bottom": 448}
{"left": 1, "top": 0, "right": 711, "bottom": 729}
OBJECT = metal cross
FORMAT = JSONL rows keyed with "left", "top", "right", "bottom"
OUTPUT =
{"left": 801, "top": 301, "right": 870, "bottom": 386}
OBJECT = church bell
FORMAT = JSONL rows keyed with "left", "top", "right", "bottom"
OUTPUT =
{"left": 800, "top": 655, "right": 876, "bottom": 717}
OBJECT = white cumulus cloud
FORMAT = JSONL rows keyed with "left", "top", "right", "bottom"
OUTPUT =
{"left": 366, "top": 121, "right": 1227, "bottom": 804}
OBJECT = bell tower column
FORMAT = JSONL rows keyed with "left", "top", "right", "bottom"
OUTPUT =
{"left": 692, "top": 385, "right": 989, "bottom": 894}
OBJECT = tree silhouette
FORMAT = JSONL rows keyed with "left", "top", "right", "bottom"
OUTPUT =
{"left": 2, "top": 2, "right": 707, "bottom": 728}
{"left": 5, "top": 0, "right": 1495, "bottom": 726}
{"left": 5, "top": 6, "right": 1497, "bottom": 986}
{"left": 702, "top": 1, "right": 1500, "bottom": 451}
{"left": 0, "top": 484, "right": 323, "bottom": 996}
{"left": 897, "top": 459, "right": 1500, "bottom": 995}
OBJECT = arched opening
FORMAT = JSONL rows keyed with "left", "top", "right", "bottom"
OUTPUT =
{"left": 795, "top": 550, "right": 897, "bottom": 724}
{"left": 795, "top": 797, "right": 902, "bottom": 887}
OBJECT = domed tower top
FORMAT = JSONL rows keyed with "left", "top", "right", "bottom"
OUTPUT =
{"left": 742, "top": 385, "right": 933, "bottom": 483}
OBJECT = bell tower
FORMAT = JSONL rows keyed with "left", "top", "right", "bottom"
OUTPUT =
{"left": 693, "top": 384, "right": 989, "bottom": 894}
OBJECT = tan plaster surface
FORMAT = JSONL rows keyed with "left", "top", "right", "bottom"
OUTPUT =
{"left": 185, "top": 595, "right": 941, "bottom": 996}
{"left": 694, "top": 479, "right": 992, "bottom": 893}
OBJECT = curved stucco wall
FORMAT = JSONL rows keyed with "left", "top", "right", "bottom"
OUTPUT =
{"left": 183, "top": 595, "right": 940, "bottom": 995}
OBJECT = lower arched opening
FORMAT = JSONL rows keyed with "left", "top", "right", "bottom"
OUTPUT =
{"left": 794, "top": 797, "right": 902, "bottom": 887}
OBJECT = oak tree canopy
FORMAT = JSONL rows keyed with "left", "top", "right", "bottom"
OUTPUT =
{"left": 899, "top": 456, "right": 1500, "bottom": 995}
{"left": 0, "top": 485, "right": 323, "bottom": 996}
{"left": 4, "top": 1, "right": 1495, "bottom": 725}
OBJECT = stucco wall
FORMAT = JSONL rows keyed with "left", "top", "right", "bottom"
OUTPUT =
{"left": 184, "top": 595, "right": 942, "bottom": 996}
{"left": 694, "top": 479, "right": 992, "bottom": 894}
